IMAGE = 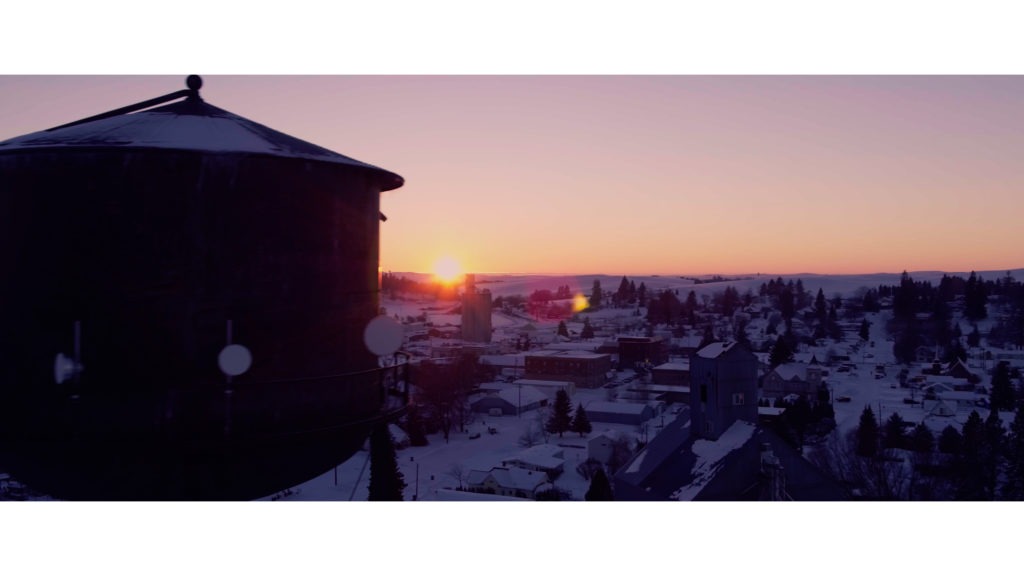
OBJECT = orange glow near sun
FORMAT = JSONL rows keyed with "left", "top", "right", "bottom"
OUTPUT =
{"left": 433, "top": 256, "right": 462, "bottom": 284}
{"left": 573, "top": 293, "right": 589, "bottom": 313}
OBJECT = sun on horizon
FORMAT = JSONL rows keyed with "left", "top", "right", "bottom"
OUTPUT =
{"left": 433, "top": 256, "right": 462, "bottom": 284}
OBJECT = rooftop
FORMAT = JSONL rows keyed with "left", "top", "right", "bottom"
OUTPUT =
{"left": 0, "top": 81, "right": 403, "bottom": 190}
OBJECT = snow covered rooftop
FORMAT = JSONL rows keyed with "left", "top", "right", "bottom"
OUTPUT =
{"left": 512, "top": 378, "right": 573, "bottom": 386}
{"left": 696, "top": 341, "right": 738, "bottom": 359}
{"left": 671, "top": 420, "right": 758, "bottom": 501}
{"left": 0, "top": 87, "right": 403, "bottom": 190}
{"left": 432, "top": 489, "right": 527, "bottom": 501}
{"left": 479, "top": 354, "right": 527, "bottom": 367}
{"left": 497, "top": 386, "right": 547, "bottom": 406}
{"left": 771, "top": 363, "right": 809, "bottom": 382}
{"left": 502, "top": 446, "right": 564, "bottom": 471}
{"left": 585, "top": 401, "right": 651, "bottom": 415}
{"left": 527, "top": 350, "right": 608, "bottom": 360}
{"left": 466, "top": 467, "right": 549, "bottom": 491}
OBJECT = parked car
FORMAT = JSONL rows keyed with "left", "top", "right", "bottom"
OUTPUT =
{"left": 836, "top": 395, "right": 852, "bottom": 402}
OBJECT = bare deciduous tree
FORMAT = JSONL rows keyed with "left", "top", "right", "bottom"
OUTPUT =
{"left": 808, "top": 429, "right": 913, "bottom": 500}
{"left": 518, "top": 422, "right": 544, "bottom": 448}
{"left": 445, "top": 462, "right": 468, "bottom": 490}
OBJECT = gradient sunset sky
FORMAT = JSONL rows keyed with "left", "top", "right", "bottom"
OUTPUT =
{"left": 2, "top": 75, "right": 1021, "bottom": 276}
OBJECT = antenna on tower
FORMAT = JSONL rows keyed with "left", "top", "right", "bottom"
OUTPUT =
{"left": 54, "top": 320, "right": 84, "bottom": 397}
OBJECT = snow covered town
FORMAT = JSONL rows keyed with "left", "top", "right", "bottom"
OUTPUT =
{"left": 238, "top": 268, "right": 1024, "bottom": 502}
{"left": 8, "top": 268, "right": 1019, "bottom": 502}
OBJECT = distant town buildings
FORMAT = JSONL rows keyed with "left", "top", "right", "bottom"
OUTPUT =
{"left": 618, "top": 336, "right": 670, "bottom": 368}
{"left": 524, "top": 350, "right": 612, "bottom": 388}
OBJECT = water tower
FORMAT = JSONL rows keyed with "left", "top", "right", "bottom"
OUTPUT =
{"left": 0, "top": 76, "right": 407, "bottom": 499}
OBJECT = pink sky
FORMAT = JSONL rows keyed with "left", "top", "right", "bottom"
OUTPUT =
{"left": 2, "top": 75, "right": 1021, "bottom": 276}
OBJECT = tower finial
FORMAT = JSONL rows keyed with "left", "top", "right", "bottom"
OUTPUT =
{"left": 186, "top": 75, "right": 203, "bottom": 92}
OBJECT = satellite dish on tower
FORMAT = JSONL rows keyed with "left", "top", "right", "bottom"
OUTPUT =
{"left": 363, "top": 315, "right": 403, "bottom": 356}
{"left": 218, "top": 344, "right": 253, "bottom": 377}
{"left": 54, "top": 320, "right": 83, "bottom": 385}
{"left": 54, "top": 353, "right": 82, "bottom": 384}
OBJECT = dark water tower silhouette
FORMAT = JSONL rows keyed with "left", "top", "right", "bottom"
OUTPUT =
{"left": 0, "top": 76, "right": 407, "bottom": 499}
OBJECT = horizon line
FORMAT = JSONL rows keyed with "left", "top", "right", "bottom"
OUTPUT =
{"left": 383, "top": 267, "right": 1024, "bottom": 278}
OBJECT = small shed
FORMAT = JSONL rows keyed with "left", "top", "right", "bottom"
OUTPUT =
{"left": 588, "top": 430, "right": 628, "bottom": 464}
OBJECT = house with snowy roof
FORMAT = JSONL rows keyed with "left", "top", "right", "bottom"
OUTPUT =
{"left": 762, "top": 362, "right": 823, "bottom": 401}
{"left": 465, "top": 467, "right": 551, "bottom": 499}
{"left": 501, "top": 444, "right": 565, "bottom": 476}
{"left": 432, "top": 488, "right": 527, "bottom": 501}
{"left": 511, "top": 378, "right": 575, "bottom": 399}
{"left": 588, "top": 429, "right": 629, "bottom": 465}
{"left": 652, "top": 361, "right": 690, "bottom": 387}
{"left": 944, "top": 358, "right": 980, "bottom": 384}
{"left": 470, "top": 385, "right": 547, "bottom": 416}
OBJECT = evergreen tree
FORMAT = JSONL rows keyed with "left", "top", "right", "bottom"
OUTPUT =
{"left": 585, "top": 468, "right": 614, "bottom": 501}
{"left": 570, "top": 402, "right": 593, "bottom": 437}
{"left": 892, "top": 320, "right": 922, "bottom": 365}
{"left": 909, "top": 423, "right": 934, "bottom": 453}
{"left": 685, "top": 290, "right": 698, "bottom": 324}
{"left": 938, "top": 425, "right": 962, "bottom": 455}
{"left": 943, "top": 339, "right": 968, "bottom": 365}
{"left": 965, "top": 272, "right": 988, "bottom": 321}
{"left": 862, "top": 289, "right": 880, "bottom": 313}
{"left": 1002, "top": 404, "right": 1024, "bottom": 499}
{"left": 615, "top": 276, "right": 630, "bottom": 307}
{"left": 967, "top": 324, "right": 981, "bottom": 348}
{"left": 956, "top": 410, "right": 988, "bottom": 500}
{"left": 698, "top": 324, "right": 716, "bottom": 350}
{"left": 367, "top": 423, "right": 406, "bottom": 501}
{"left": 685, "top": 290, "right": 698, "bottom": 312}
{"left": 580, "top": 317, "right": 595, "bottom": 340}
{"left": 795, "top": 279, "right": 809, "bottom": 309}
{"left": 883, "top": 412, "right": 908, "bottom": 450}
{"left": 859, "top": 319, "right": 870, "bottom": 341}
{"left": 589, "top": 279, "right": 603, "bottom": 309}
{"left": 557, "top": 320, "right": 569, "bottom": 339}
{"left": 990, "top": 361, "right": 1015, "bottom": 412}
{"left": 893, "top": 271, "right": 918, "bottom": 321}
{"left": 779, "top": 286, "right": 795, "bottom": 320}
{"left": 638, "top": 282, "right": 647, "bottom": 307}
{"left": 982, "top": 408, "right": 1005, "bottom": 498}
{"left": 546, "top": 389, "right": 573, "bottom": 438}
{"left": 768, "top": 335, "right": 794, "bottom": 368}
{"left": 814, "top": 288, "right": 828, "bottom": 322}
{"left": 855, "top": 405, "right": 880, "bottom": 458}
{"left": 404, "top": 408, "right": 429, "bottom": 447}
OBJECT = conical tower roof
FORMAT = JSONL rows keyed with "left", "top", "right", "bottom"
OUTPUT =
{"left": 0, "top": 76, "right": 403, "bottom": 191}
